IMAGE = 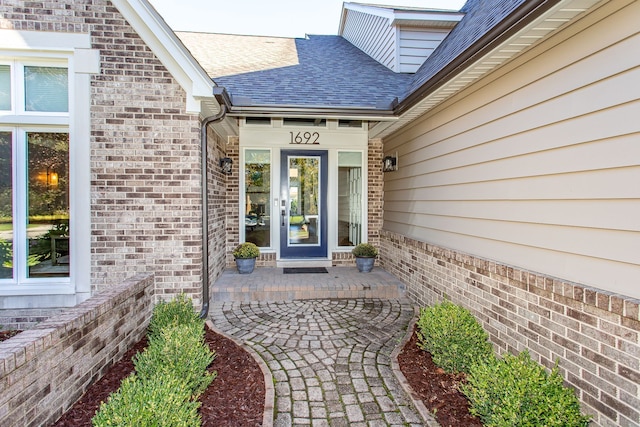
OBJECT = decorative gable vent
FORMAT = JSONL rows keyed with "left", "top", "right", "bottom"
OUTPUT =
{"left": 339, "top": 2, "right": 464, "bottom": 73}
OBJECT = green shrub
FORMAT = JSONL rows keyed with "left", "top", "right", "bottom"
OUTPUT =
{"left": 232, "top": 242, "right": 260, "bottom": 258}
{"left": 416, "top": 300, "right": 493, "bottom": 374}
{"left": 93, "top": 294, "right": 216, "bottom": 427}
{"left": 461, "top": 350, "right": 590, "bottom": 427}
{"left": 351, "top": 242, "right": 378, "bottom": 257}
{"left": 135, "top": 322, "right": 216, "bottom": 396}
{"left": 147, "top": 294, "right": 201, "bottom": 340}
{"left": 92, "top": 373, "right": 201, "bottom": 427}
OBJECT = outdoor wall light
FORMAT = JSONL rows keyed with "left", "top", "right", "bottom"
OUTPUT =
{"left": 383, "top": 155, "right": 397, "bottom": 172}
{"left": 220, "top": 157, "right": 233, "bottom": 175}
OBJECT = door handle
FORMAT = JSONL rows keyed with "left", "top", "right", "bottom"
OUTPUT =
{"left": 281, "top": 209, "right": 286, "bottom": 226}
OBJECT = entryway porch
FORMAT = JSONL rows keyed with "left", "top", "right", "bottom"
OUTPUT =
{"left": 211, "top": 266, "right": 406, "bottom": 302}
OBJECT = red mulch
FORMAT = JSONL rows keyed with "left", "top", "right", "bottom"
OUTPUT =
{"left": 52, "top": 326, "right": 265, "bottom": 426}
{"left": 397, "top": 326, "right": 483, "bottom": 427}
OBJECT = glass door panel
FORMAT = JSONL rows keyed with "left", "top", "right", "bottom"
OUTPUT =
{"left": 280, "top": 150, "right": 327, "bottom": 258}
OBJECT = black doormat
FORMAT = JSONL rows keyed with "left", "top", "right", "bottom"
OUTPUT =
{"left": 283, "top": 267, "right": 328, "bottom": 274}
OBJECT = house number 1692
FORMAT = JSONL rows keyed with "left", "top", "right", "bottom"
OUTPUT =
{"left": 289, "top": 131, "right": 320, "bottom": 145}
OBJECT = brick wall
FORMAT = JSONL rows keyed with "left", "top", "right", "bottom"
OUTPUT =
{"left": 89, "top": 3, "right": 203, "bottom": 303}
{"left": 225, "top": 136, "right": 242, "bottom": 266}
{"left": 0, "top": 309, "right": 64, "bottom": 331}
{"left": 0, "top": 1, "right": 210, "bottom": 306}
{"left": 207, "top": 126, "right": 230, "bottom": 288}
{"left": 0, "top": 273, "right": 154, "bottom": 427}
{"left": 380, "top": 230, "right": 640, "bottom": 427}
{"left": 367, "top": 138, "right": 384, "bottom": 248}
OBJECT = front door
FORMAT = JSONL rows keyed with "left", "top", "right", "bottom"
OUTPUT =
{"left": 280, "top": 150, "right": 327, "bottom": 258}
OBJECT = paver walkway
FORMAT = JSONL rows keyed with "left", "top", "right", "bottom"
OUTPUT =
{"left": 210, "top": 298, "right": 427, "bottom": 427}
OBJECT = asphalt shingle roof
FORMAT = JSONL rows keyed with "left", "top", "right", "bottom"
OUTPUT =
{"left": 177, "top": 0, "right": 530, "bottom": 110}
{"left": 177, "top": 33, "right": 412, "bottom": 109}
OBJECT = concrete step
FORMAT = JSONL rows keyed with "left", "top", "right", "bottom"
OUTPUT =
{"left": 211, "top": 266, "right": 406, "bottom": 302}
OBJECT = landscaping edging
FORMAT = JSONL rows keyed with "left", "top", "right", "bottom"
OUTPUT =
{"left": 0, "top": 273, "right": 154, "bottom": 427}
{"left": 205, "top": 320, "right": 275, "bottom": 427}
{"left": 390, "top": 306, "right": 440, "bottom": 427}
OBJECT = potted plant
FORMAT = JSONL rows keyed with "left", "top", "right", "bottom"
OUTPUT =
{"left": 352, "top": 242, "right": 378, "bottom": 273}
{"left": 233, "top": 242, "right": 260, "bottom": 274}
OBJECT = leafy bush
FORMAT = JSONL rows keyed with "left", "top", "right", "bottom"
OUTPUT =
{"left": 232, "top": 242, "right": 260, "bottom": 259}
{"left": 93, "top": 294, "right": 215, "bottom": 426}
{"left": 135, "top": 322, "right": 216, "bottom": 396}
{"left": 351, "top": 242, "right": 378, "bottom": 257}
{"left": 147, "top": 294, "right": 201, "bottom": 340}
{"left": 417, "top": 300, "right": 493, "bottom": 374}
{"left": 91, "top": 373, "right": 201, "bottom": 427}
{"left": 461, "top": 350, "right": 590, "bottom": 427}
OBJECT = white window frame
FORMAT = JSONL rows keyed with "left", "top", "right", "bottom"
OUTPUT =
{"left": 241, "top": 148, "right": 274, "bottom": 250}
{"left": 0, "top": 56, "right": 71, "bottom": 125}
{"left": 0, "top": 29, "right": 97, "bottom": 304}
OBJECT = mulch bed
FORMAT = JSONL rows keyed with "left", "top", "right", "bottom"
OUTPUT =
{"left": 397, "top": 325, "right": 483, "bottom": 427}
{"left": 0, "top": 329, "right": 21, "bottom": 342}
{"left": 53, "top": 326, "right": 265, "bottom": 426}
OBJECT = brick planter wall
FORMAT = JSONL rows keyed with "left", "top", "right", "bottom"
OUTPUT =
{"left": 0, "top": 274, "right": 154, "bottom": 427}
{"left": 380, "top": 230, "right": 640, "bottom": 427}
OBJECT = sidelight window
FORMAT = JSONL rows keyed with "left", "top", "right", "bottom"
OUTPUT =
{"left": 244, "top": 149, "right": 272, "bottom": 247}
{"left": 337, "top": 152, "right": 363, "bottom": 246}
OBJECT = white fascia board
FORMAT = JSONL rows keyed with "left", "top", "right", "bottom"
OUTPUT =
{"left": 111, "top": 0, "right": 218, "bottom": 114}
{"left": 0, "top": 29, "right": 91, "bottom": 51}
{"left": 343, "top": 3, "right": 396, "bottom": 24}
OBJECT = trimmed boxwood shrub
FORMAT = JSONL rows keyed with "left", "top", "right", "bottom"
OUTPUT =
{"left": 92, "top": 373, "right": 201, "bottom": 427}
{"left": 92, "top": 294, "right": 215, "bottom": 426}
{"left": 135, "top": 322, "right": 215, "bottom": 396}
{"left": 147, "top": 293, "right": 201, "bottom": 340}
{"left": 461, "top": 350, "right": 591, "bottom": 427}
{"left": 416, "top": 300, "right": 493, "bottom": 374}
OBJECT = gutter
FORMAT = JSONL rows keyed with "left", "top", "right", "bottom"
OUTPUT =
{"left": 395, "top": 0, "right": 562, "bottom": 116}
{"left": 199, "top": 103, "right": 228, "bottom": 319}
{"left": 213, "top": 87, "right": 398, "bottom": 121}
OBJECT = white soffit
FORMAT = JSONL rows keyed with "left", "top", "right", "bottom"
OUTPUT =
{"left": 370, "top": 0, "right": 603, "bottom": 139}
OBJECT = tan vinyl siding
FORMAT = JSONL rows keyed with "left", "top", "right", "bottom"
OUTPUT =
{"left": 383, "top": 0, "right": 640, "bottom": 299}
{"left": 342, "top": 10, "right": 396, "bottom": 71}
{"left": 398, "top": 29, "right": 448, "bottom": 73}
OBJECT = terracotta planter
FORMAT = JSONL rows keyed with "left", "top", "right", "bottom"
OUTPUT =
{"left": 355, "top": 256, "right": 375, "bottom": 273}
{"left": 235, "top": 257, "right": 256, "bottom": 274}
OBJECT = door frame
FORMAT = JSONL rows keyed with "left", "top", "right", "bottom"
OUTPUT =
{"left": 279, "top": 149, "right": 328, "bottom": 258}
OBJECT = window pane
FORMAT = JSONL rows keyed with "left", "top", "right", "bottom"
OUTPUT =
{"left": 287, "top": 156, "right": 320, "bottom": 246}
{"left": 24, "top": 66, "right": 68, "bottom": 112}
{"left": 338, "top": 152, "right": 362, "bottom": 246}
{"left": 245, "top": 150, "right": 271, "bottom": 247}
{"left": 0, "top": 65, "right": 10, "bottom": 111}
{"left": 0, "top": 131, "right": 12, "bottom": 279}
{"left": 26, "top": 132, "right": 69, "bottom": 278}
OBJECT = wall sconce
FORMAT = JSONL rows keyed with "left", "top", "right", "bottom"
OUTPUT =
{"left": 220, "top": 157, "right": 233, "bottom": 175}
{"left": 383, "top": 155, "right": 397, "bottom": 172}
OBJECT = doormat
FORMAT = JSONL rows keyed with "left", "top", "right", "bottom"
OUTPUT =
{"left": 283, "top": 267, "right": 328, "bottom": 274}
